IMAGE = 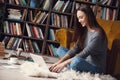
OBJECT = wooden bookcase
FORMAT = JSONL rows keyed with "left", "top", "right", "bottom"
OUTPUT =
{"left": 0, "top": 0, "right": 119, "bottom": 56}
{"left": 75, "top": 0, "right": 120, "bottom": 21}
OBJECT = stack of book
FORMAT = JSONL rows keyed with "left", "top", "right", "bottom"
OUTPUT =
{"left": 8, "top": 0, "right": 27, "bottom": 6}
{"left": 0, "top": 42, "right": 5, "bottom": 56}
{"left": 53, "top": 0, "right": 73, "bottom": 13}
{"left": 7, "top": 8, "right": 22, "bottom": 20}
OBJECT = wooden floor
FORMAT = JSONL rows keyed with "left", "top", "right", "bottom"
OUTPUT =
{"left": 0, "top": 49, "right": 60, "bottom": 80}
{"left": 0, "top": 53, "right": 60, "bottom": 80}
{"left": 1, "top": 52, "right": 120, "bottom": 80}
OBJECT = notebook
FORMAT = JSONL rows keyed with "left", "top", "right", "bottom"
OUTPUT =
{"left": 30, "top": 53, "right": 50, "bottom": 72}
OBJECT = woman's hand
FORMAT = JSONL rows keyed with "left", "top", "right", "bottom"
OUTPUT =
{"left": 49, "top": 62, "right": 59, "bottom": 72}
{"left": 49, "top": 54, "right": 72, "bottom": 73}
{"left": 49, "top": 62, "right": 67, "bottom": 73}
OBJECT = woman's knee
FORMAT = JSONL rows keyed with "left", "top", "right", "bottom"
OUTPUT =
{"left": 69, "top": 57, "right": 98, "bottom": 73}
{"left": 69, "top": 57, "right": 84, "bottom": 70}
{"left": 57, "top": 46, "right": 69, "bottom": 58}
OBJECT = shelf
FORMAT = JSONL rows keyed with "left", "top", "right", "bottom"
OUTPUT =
{"left": 0, "top": 0, "right": 119, "bottom": 56}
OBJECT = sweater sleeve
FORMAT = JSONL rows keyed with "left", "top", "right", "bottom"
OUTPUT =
{"left": 66, "top": 39, "right": 81, "bottom": 57}
{"left": 78, "top": 32, "right": 106, "bottom": 58}
{"left": 68, "top": 32, "right": 107, "bottom": 58}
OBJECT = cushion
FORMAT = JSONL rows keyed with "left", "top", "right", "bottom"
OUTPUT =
{"left": 55, "top": 19, "right": 120, "bottom": 49}
{"left": 97, "top": 18, "right": 113, "bottom": 40}
{"left": 108, "top": 21, "right": 120, "bottom": 49}
{"left": 55, "top": 29, "right": 73, "bottom": 49}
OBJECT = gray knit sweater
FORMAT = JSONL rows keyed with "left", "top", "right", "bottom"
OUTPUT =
{"left": 67, "top": 30, "right": 108, "bottom": 73}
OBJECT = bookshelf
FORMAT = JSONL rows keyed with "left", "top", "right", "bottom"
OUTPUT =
{"left": 0, "top": 1, "right": 5, "bottom": 41}
{"left": 0, "top": 0, "right": 120, "bottom": 57}
{"left": 75, "top": 0, "right": 120, "bottom": 21}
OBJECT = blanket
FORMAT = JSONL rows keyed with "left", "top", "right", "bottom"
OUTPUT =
{"left": 20, "top": 61, "right": 117, "bottom": 80}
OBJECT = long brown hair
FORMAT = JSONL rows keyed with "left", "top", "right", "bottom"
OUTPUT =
{"left": 72, "top": 5, "right": 107, "bottom": 49}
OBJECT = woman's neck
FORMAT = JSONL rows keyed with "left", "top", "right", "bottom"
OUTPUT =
{"left": 87, "top": 26, "right": 95, "bottom": 32}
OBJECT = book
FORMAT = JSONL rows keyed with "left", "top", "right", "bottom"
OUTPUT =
{"left": 99, "top": 0, "right": 108, "bottom": 5}
{"left": 0, "top": 42, "right": 5, "bottom": 56}
{"left": 64, "top": 16, "right": 68, "bottom": 28}
{"left": 24, "top": 39, "right": 30, "bottom": 52}
{"left": 51, "top": 13, "right": 54, "bottom": 26}
{"left": 101, "top": 8, "right": 106, "bottom": 19}
{"left": 12, "top": 22, "right": 17, "bottom": 35}
{"left": 32, "top": 26, "right": 40, "bottom": 38}
{"left": 6, "top": 37, "right": 15, "bottom": 49}
{"left": 29, "top": 25, "right": 34, "bottom": 37}
{"left": 7, "top": 22, "right": 11, "bottom": 34}
{"left": 55, "top": 1, "right": 64, "bottom": 12}
{"left": 62, "top": 0, "right": 70, "bottom": 12}
{"left": 21, "top": 9, "right": 27, "bottom": 20}
{"left": 12, "top": 38, "right": 19, "bottom": 50}
{"left": 53, "top": 13, "right": 57, "bottom": 26}
{"left": 26, "top": 23, "right": 32, "bottom": 37}
{"left": 22, "top": 40, "right": 27, "bottom": 51}
{"left": 37, "top": 27, "right": 44, "bottom": 39}
{"left": 96, "top": 6, "right": 102, "bottom": 19}
{"left": 16, "top": 38, "right": 22, "bottom": 49}
{"left": 21, "top": 0, "right": 27, "bottom": 6}
{"left": 14, "top": 0, "right": 20, "bottom": 5}
{"left": 3, "top": 36, "right": 10, "bottom": 46}
{"left": 19, "top": 0, "right": 24, "bottom": 6}
{"left": 16, "top": 22, "right": 22, "bottom": 35}
{"left": 112, "top": 9, "right": 116, "bottom": 20}
{"left": 50, "top": 44, "right": 58, "bottom": 57}
{"left": 4, "top": 21, "right": 9, "bottom": 33}
{"left": 29, "top": 10, "right": 33, "bottom": 21}
{"left": 42, "top": 0, "right": 50, "bottom": 10}
{"left": 41, "top": 13, "right": 48, "bottom": 24}
{"left": 56, "top": 14, "right": 61, "bottom": 27}
{"left": 32, "top": 41, "right": 40, "bottom": 53}
{"left": 7, "top": 8, "right": 22, "bottom": 20}
{"left": 36, "top": 12, "right": 46, "bottom": 23}
{"left": 53, "top": 0, "right": 61, "bottom": 10}
{"left": 49, "top": 29, "right": 55, "bottom": 41}
{"left": 30, "top": 0, "right": 36, "bottom": 8}
{"left": 33, "top": 11, "right": 41, "bottom": 22}
{"left": 65, "top": 1, "right": 73, "bottom": 13}
{"left": 47, "top": 44, "right": 54, "bottom": 56}
{"left": 28, "top": 40, "right": 34, "bottom": 53}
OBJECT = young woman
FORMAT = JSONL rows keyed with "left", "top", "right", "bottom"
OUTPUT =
{"left": 49, "top": 5, "right": 108, "bottom": 74}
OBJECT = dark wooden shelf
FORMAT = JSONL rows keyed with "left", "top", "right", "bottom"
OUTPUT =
{"left": 0, "top": 0, "right": 119, "bottom": 56}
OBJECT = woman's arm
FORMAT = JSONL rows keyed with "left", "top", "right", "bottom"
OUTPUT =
{"left": 77, "top": 32, "right": 107, "bottom": 58}
{"left": 49, "top": 39, "right": 81, "bottom": 72}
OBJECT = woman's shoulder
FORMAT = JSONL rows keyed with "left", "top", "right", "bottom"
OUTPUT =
{"left": 89, "top": 30, "right": 102, "bottom": 39}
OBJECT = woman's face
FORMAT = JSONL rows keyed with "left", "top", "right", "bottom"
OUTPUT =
{"left": 77, "top": 10, "right": 88, "bottom": 27}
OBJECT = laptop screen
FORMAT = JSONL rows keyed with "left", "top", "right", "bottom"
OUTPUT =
{"left": 30, "top": 53, "right": 50, "bottom": 72}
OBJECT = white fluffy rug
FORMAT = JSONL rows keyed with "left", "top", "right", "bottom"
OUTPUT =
{"left": 58, "top": 70, "right": 116, "bottom": 80}
{"left": 20, "top": 61, "right": 117, "bottom": 80}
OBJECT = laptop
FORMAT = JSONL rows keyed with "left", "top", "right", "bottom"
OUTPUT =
{"left": 30, "top": 53, "right": 50, "bottom": 72}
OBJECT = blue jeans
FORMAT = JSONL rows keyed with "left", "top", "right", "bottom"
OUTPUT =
{"left": 57, "top": 46, "right": 102, "bottom": 74}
